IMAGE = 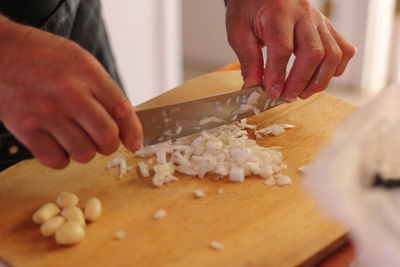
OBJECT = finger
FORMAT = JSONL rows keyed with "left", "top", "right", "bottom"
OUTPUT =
{"left": 281, "top": 19, "right": 324, "bottom": 101}
{"left": 46, "top": 118, "right": 97, "bottom": 163}
{"left": 261, "top": 15, "right": 295, "bottom": 98}
{"left": 112, "top": 100, "right": 143, "bottom": 151}
{"left": 16, "top": 130, "right": 69, "bottom": 169}
{"left": 227, "top": 24, "right": 264, "bottom": 88}
{"left": 64, "top": 95, "right": 120, "bottom": 155}
{"left": 325, "top": 20, "right": 356, "bottom": 76}
{"left": 300, "top": 24, "right": 342, "bottom": 99}
{"left": 89, "top": 68, "right": 144, "bottom": 152}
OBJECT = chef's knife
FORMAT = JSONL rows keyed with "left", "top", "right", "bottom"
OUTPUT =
{"left": 136, "top": 86, "right": 284, "bottom": 146}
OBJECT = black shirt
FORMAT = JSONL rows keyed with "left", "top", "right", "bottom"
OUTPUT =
{"left": 0, "top": 0, "right": 62, "bottom": 27}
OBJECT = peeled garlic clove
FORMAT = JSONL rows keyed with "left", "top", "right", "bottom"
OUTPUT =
{"left": 55, "top": 220, "right": 85, "bottom": 245}
{"left": 61, "top": 206, "right": 86, "bottom": 227}
{"left": 40, "top": 216, "right": 65, "bottom": 237}
{"left": 33, "top": 203, "right": 60, "bottom": 224}
{"left": 56, "top": 192, "right": 79, "bottom": 208}
{"left": 84, "top": 197, "right": 102, "bottom": 222}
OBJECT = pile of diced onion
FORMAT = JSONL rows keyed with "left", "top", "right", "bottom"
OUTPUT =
{"left": 108, "top": 119, "right": 295, "bottom": 187}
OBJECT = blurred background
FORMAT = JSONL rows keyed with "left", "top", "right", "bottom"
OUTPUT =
{"left": 101, "top": 0, "right": 400, "bottom": 107}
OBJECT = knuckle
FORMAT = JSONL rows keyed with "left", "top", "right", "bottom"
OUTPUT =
{"left": 268, "top": 0, "right": 290, "bottom": 14}
{"left": 55, "top": 75, "right": 78, "bottom": 95}
{"left": 36, "top": 101, "right": 58, "bottom": 117}
{"left": 272, "top": 43, "right": 293, "bottom": 58}
{"left": 306, "top": 47, "right": 325, "bottom": 63}
{"left": 112, "top": 99, "right": 133, "bottom": 120}
{"left": 298, "top": 0, "right": 311, "bottom": 10}
{"left": 326, "top": 46, "right": 342, "bottom": 64}
{"left": 68, "top": 42, "right": 97, "bottom": 74}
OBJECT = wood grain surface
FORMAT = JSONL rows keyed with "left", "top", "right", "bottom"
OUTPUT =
{"left": 0, "top": 71, "right": 355, "bottom": 267}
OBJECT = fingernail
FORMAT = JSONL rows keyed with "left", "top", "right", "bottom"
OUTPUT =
{"left": 285, "top": 97, "right": 297, "bottom": 103}
{"left": 299, "top": 92, "right": 311, "bottom": 99}
{"left": 131, "top": 139, "right": 143, "bottom": 151}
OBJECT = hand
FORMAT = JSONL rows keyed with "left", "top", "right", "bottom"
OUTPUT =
{"left": 0, "top": 16, "right": 143, "bottom": 169}
{"left": 225, "top": 0, "right": 356, "bottom": 101}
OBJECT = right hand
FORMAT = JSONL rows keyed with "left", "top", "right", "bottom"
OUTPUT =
{"left": 0, "top": 16, "right": 143, "bottom": 169}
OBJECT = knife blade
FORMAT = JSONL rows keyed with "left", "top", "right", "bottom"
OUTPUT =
{"left": 136, "top": 86, "right": 284, "bottom": 146}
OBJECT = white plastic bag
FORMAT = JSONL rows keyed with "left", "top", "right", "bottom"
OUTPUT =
{"left": 304, "top": 85, "right": 400, "bottom": 267}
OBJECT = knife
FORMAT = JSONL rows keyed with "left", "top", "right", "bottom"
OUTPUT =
{"left": 136, "top": 86, "right": 284, "bottom": 146}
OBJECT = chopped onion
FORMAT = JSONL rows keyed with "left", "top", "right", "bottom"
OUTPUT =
{"left": 258, "top": 124, "right": 295, "bottom": 136}
{"left": 193, "top": 189, "right": 205, "bottom": 198}
{"left": 176, "top": 125, "right": 183, "bottom": 135}
{"left": 137, "top": 161, "right": 150, "bottom": 177}
{"left": 136, "top": 146, "right": 156, "bottom": 158}
{"left": 275, "top": 174, "right": 292, "bottom": 186}
{"left": 239, "top": 104, "right": 253, "bottom": 113}
{"left": 152, "top": 162, "right": 177, "bottom": 187}
{"left": 298, "top": 165, "right": 310, "bottom": 175}
{"left": 132, "top": 122, "right": 295, "bottom": 187}
{"left": 264, "top": 177, "right": 276, "bottom": 186}
{"left": 210, "top": 241, "right": 224, "bottom": 250}
{"left": 199, "top": 116, "right": 225, "bottom": 125}
{"left": 246, "top": 91, "right": 261, "bottom": 105}
{"left": 155, "top": 147, "right": 167, "bottom": 164}
{"left": 107, "top": 155, "right": 127, "bottom": 179}
{"left": 114, "top": 230, "right": 127, "bottom": 240}
{"left": 253, "top": 107, "right": 261, "bottom": 115}
{"left": 153, "top": 209, "right": 167, "bottom": 220}
{"left": 229, "top": 166, "right": 245, "bottom": 182}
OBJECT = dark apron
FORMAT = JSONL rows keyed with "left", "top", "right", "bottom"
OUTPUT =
{"left": 0, "top": 0, "right": 123, "bottom": 171}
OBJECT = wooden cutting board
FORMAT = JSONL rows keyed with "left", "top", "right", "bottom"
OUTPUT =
{"left": 0, "top": 71, "right": 355, "bottom": 267}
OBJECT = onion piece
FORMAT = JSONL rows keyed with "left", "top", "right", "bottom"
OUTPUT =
{"left": 264, "top": 177, "right": 276, "bottom": 186}
{"left": 210, "top": 241, "right": 224, "bottom": 250}
{"left": 153, "top": 209, "right": 167, "bottom": 220}
{"left": 136, "top": 146, "right": 156, "bottom": 158}
{"left": 152, "top": 162, "right": 177, "bottom": 187}
{"left": 137, "top": 161, "right": 150, "bottom": 177}
{"left": 176, "top": 125, "right": 183, "bottom": 135}
{"left": 199, "top": 116, "right": 225, "bottom": 125}
{"left": 107, "top": 155, "right": 127, "bottom": 179}
{"left": 298, "top": 165, "right": 310, "bottom": 175}
{"left": 114, "top": 230, "right": 127, "bottom": 240}
{"left": 275, "top": 174, "right": 292, "bottom": 186}
{"left": 239, "top": 104, "right": 253, "bottom": 113}
{"left": 246, "top": 91, "right": 261, "bottom": 105}
{"left": 229, "top": 166, "right": 245, "bottom": 182}
{"left": 193, "top": 189, "right": 205, "bottom": 198}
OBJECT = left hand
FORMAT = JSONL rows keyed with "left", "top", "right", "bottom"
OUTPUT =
{"left": 225, "top": 0, "right": 356, "bottom": 101}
